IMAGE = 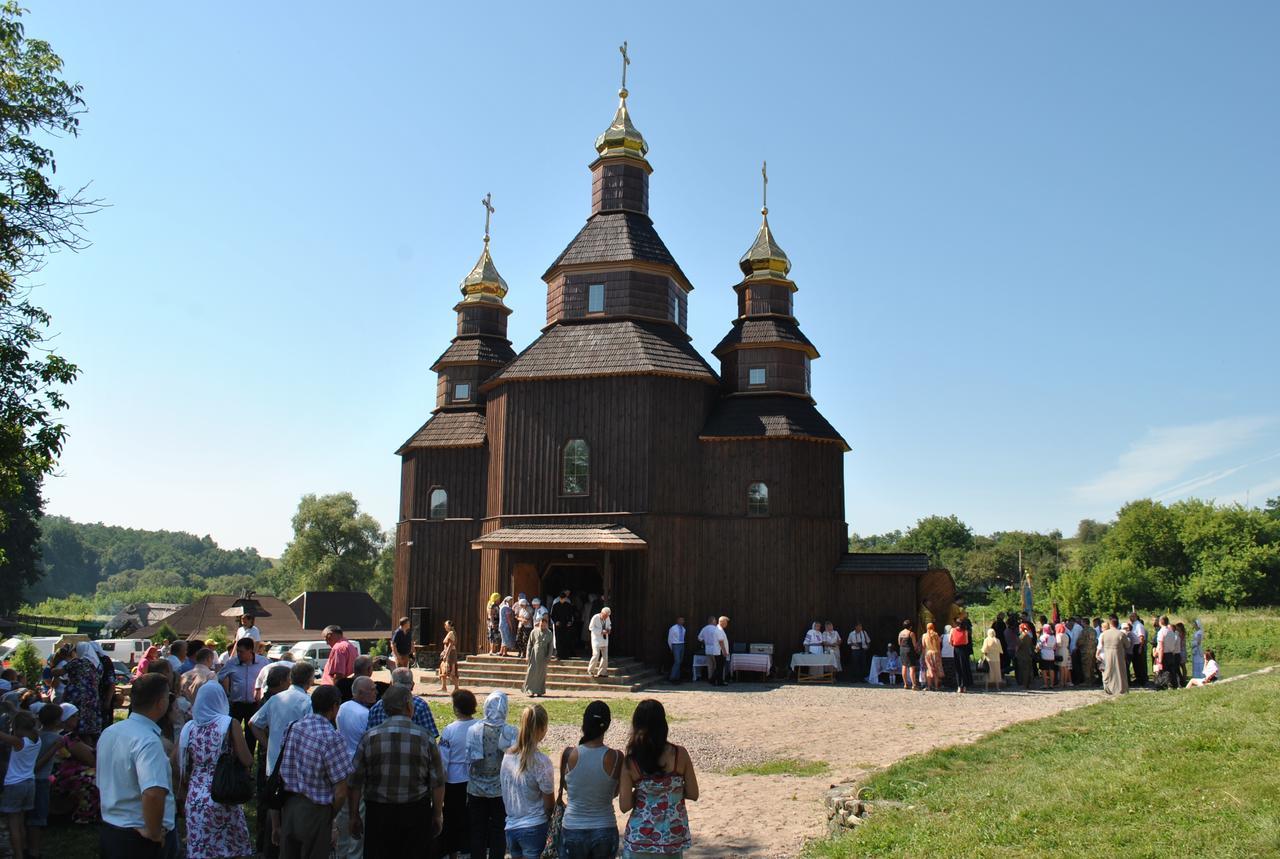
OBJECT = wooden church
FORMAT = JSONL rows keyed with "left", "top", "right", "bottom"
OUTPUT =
{"left": 393, "top": 58, "right": 954, "bottom": 664}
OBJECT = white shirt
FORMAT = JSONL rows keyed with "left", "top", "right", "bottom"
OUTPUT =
{"left": 249, "top": 685, "right": 313, "bottom": 774}
{"left": 701, "top": 624, "right": 728, "bottom": 656}
{"left": 803, "top": 628, "right": 823, "bottom": 653}
{"left": 234, "top": 625, "right": 262, "bottom": 643}
{"left": 335, "top": 699, "right": 370, "bottom": 760}
{"left": 846, "top": 630, "right": 870, "bottom": 649}
{"left": 4, "top": 736, "right": 37, "bottom": 785}
{"left": 439, "top": 717, "right": 477, "bottom": 784}
{"left": 940, "top": 631, "right": 954, "bottom": 658}
{"left": 667, "top": 624, "right": 685, "bottom": 647}
{"left": 1129, "top": 620, "right": 1145, "bottom": 646}
{"left": 589, "top": 613, "right": 611, "bottom": 647}
{"left": 96, "top": 713, "right": 176, "bottom": 832}
{"left": 1203, "top": 659, "right": 1219, "bottom": 681}
{"left": 1067, "top": 622, "right": 1082, "bottom": 652}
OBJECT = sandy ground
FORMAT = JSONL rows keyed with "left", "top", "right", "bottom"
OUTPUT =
{"left": 410, "top": 677, "right": 1107, "bottom": 859}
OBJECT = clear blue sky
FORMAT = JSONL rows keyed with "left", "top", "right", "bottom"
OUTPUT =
{"left": 27, "top": 2, "right": 1280, "bottom": 556}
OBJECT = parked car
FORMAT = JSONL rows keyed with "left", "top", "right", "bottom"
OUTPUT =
{"left": 94, "top": 638, "right": 150, "bottom": 665}
{"left": 286, "top": 639, "right": 361, "bottom": 670}
{"left": 266, "top": 643, "right": 293, "bottom": 661}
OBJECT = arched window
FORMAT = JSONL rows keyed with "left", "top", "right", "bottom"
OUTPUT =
{"left": 562, "top": 439, "right": 589, "bottom": 496}
{"left": 429, "top": 488, "right": 448, "bottom": 520}
{"left": 747, "top": 482, "right": 769, "bottom": 517}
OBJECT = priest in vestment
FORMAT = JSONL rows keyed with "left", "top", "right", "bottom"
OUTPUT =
{"left": 1098, "top": 619, "right": 1129, "bottom": 695}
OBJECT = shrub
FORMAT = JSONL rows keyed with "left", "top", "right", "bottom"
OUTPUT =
{"left": 149, "top": 622, "right": 179, "bottom": 646}
{"left": 202, "top": 625, "right": 230, "bottom": 652}
{"left": 9, "top": 639, "right": 43, "bottom": 687}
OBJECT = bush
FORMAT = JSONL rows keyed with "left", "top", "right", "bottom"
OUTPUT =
{"left": 149, "top": 622, "right": 179, "bottom": 646}
{"left": 369, "top": 638, "right": 389, "bottom": 659}
{"left": 202, "top": 625, "right": 229, "bottom": 652}
{"left": 9, "top": 639, "right": 43, "bottom": 687}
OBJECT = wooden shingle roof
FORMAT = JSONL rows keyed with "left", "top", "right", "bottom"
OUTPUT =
{"left": 430, "top": 337, "right": 515, "bottom": 369}
{"left": 472, "top": 524, "right": 647, "bottom": 551}
{"left": 397, "top": 410, "right": 487, "bottom": 453}
{"left": 544, "top": 212, "right": 687, "bottom": 283}
{"left": 484, "top": 320, "right": 718, "bottom": 388}
{"left": 700, "top": 395, "right": 848, "bottom": 448}
{"left": 834, "top": 553, "right": 931, "bottom": 574}
{"left": 712, "top": 318, "right": 817, "bottom": 357}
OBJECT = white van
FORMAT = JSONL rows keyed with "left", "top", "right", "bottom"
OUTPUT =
{"left": 0, "top": 636, "right": 64, "bottom": 663}
{"left": 287, "top": 639, "right": 361, "bottom": 669}
{"left": 95, "top": 639, "right": 150, "bottom": 665}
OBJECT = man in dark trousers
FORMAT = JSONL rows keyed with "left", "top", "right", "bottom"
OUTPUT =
{"left": 551, "top": 592, "right": 576, "bottom": 659}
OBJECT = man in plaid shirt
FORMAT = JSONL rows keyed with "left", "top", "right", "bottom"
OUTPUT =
{"left": 275, "top": 686, "right": 353, "bottom": 859}
{"left": 366, "top": 667, "right": 439, "bottom": 740}
{"left": 347, "top": 685, "right": 445, "bottom": 857}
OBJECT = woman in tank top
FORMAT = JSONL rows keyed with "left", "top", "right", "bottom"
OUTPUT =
{"left": 619, "top": 699, "right": 698, "bottom": 859}
{"left": 559, "top": 700, "right": 621, "bottom": 859}
{"left": 897, "top": 620, "right": 920, "bottom": 691}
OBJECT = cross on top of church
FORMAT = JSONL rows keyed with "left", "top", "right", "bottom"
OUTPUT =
{"left": 761, "top": 160, "right": 768, "bottom": 216}
{"left": 481, "top": 192, "right": 495, "bottom": 245}
{"left": 619, "top": 41, "right": 630, "bottom": 94}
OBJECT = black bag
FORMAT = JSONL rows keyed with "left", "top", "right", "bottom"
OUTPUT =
{"left": 211, "top": 725, "right": 254, "bottom": 805}
{"left": 263, "top": 723, "right": 296, "bottom": 811}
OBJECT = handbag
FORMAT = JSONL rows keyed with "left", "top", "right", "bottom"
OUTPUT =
{"left": 263, "top": 722, "right": 297, "bottom": 811}
{"left": 541, "top": 746, "right": 571, "bottom": 859}
{"left": 211, "top": 724, "right": 254, "bottom": 805}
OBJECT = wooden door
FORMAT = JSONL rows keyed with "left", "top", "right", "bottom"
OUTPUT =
{"left": 513, "top": 563, "right": 540, "bottom": 601}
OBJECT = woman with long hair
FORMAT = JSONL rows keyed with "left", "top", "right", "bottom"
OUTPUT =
{"left": 560, "top": 700, "right": 621, "bottom": 859}
{"left": 500, "top": 704, "right": 554, "bottom": 859}
{"left": 486, "top": 593, "right": 503, "bottom": 655}
{"left": 896, "top": 620, "right": 920, "bottom": 691}
{"left": 619, "top": 699, "right": 697, "bottom": 858}
{"left": 921, "top": 623, "right": 942, "bottom": 691}
{"left": 439, "top": 620, "right": 460, "bottom": 693}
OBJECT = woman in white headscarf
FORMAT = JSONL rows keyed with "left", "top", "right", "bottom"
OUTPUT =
{"left": 1191, "top": 619, "right": 1205, "bottom": 679}
{"left": 51, "top": 642, "right": 103, "bottom": 740}
{"left": 467, "top": 691, "right": 519, "bottom": 859}
{"left": 173, "top": 682, "right": 252, "bottom": 859}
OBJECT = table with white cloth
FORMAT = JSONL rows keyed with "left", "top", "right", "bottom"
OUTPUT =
{"left": 866, "top": 656, "right": 902, "bottom": 685}
{"left": 789, "top": 652, "right": 837, "bottom": 683}
{"left": 730, "top": 652, "right": 772, "bottom": 679}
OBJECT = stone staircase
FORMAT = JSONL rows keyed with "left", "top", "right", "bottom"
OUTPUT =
{"left": 455, "top": 653, "right": 664, "bottom": 693}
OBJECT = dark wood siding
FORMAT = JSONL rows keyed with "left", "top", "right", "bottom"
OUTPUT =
{"left": 591, "top": 161, "right": 649, "bottom": 215}
{"left": 547, "top": 271, "right": 685, "bottom": 327}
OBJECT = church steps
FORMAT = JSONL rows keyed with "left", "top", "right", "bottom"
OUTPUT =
{"left": 453, "top": 653, "right": 663, "bottom": 693}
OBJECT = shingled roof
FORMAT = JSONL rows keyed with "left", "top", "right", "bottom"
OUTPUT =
{"left": 700, "top": 395, "right": 848, "bottom": 448}
{"left": 544, "top": 212, "right": 687, "bottom": 283}
{"left": 471, "top": 524, "right": 647, "bottom": 551}
{"left": 397, "top": 410, "right": 487, "bottom": 453}
{"left": 712, "top": 318, "right": 817, "bottom": 357}
{"left": 834, "top": 552, "right": 931, "bottom": 574}
{"left": 484, "top": 320, "right": 718, "bottom": 387}
{"left": 430, "top": 337, "right": 516, "bottom": 370}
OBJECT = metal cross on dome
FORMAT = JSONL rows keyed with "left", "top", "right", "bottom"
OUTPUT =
{"left": 761, "top": 160, "right": 768, "bottom": 216}
{"left": 481, "top": 192, "right": 494, "bottom": 245}
{"left": 619, "top": 41, "right": 630, "bottom": 91}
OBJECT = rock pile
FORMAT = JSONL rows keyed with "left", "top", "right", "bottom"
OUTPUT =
{"left": 823, "top": 783, "right": 913, "bottom": 834}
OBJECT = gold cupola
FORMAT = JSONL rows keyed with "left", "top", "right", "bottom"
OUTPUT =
{"left": 460, "top": 192, "right": 509, "bottom": 303}
{"left": 594, "top": 42, "right": 649, "bottom": 162}
{"left": 738, "top": 161, "right": 793, "bottom": 284}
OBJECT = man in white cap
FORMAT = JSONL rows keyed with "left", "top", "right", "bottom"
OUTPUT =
{"left": 587, "top": 606, "right": 612, "bottom": 678}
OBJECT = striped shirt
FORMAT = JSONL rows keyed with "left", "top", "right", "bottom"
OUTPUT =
{"left": 278, "top": 714, "right": 353, "bottom": 805}
{"left": 349, "top": 715, "right": 444, "bottom": 805}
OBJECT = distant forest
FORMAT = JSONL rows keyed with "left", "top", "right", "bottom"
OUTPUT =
{"left": 852, "top": 497, "right": 1280, "bottom": 615}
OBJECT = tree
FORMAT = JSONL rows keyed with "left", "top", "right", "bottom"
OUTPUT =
{"left": 1101, "top": 500, "right": 1189, "bottom": 583}
{"left": 0, "top": 468, "right": 41, "bottom": 613}
{"left": 1075, "top": 519, "right": 1109, "bottom": 544}
{"left": 369, "top": 544, "right": 394, "bottom": 611}
{"left": 1264, "top": 497, "right": 1279, "bottom": 521}
{"left": 0, "top": 2, "right": 96, "bottom": 576}
{"left": 274, "top": 493, "right": 386, "bottom": 597}
{"left": 9, "top": 637, "right": 41, "bottom": 686}
{"left": 899, "top": 515, "right": 974, "bottom": 566}
{"left": 849, "top": 530, "right": 903, "bottom": 551}
{"left": 149, "top": 622, "right": 179, "bottom": 646}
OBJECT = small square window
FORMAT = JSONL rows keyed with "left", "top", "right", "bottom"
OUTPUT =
{"left": 748, "top": 367, "right": 766, "bottom": 386}
{"left": 588, "top": 283, "right": 605, "bottom": 313}
{"left": 453, "top": 382, "right": 471, "bottom": 401}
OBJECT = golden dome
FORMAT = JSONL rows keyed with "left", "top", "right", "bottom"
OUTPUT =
{"left": 460, "top": 242, "right": 508, "bottom": 303}
{"left": 738, "top": 209, "right": 792, "bottom": 281}
{"left": 594, "top": 88, "right": 649, "bottom": 161}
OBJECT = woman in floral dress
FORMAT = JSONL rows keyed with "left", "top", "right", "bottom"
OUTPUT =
{"left": 47, "top": 705, "right": 98, "bottom": 825}
{"left": 52, "top": 643, "right": 103, "bottom": 740}
{"left": 439, "top": 620, "right": 460, "bottom": 692}
{"left": 619, "top": 699, "right": 698, "bottom": 858}
{"left": 174, "top": 682, "right": 252, "bottom": 859}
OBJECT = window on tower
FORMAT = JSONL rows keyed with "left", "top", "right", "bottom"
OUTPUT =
{"left": 587, "top": 283, "right": 605, "bottom": 313}
{"left": 747, "top": 482, "right": 769, "bottom": 517}
{"left": 748, "top": 367, "right": 766, "bottom": 387}
{"left": 453, "top": 382, "right": 471, "bottom": 402}
{"left": 429, "top": 488, "right": 448, "bottom": 520}
{"left": 562, "top": 438, "right": 590, "bottom": 496}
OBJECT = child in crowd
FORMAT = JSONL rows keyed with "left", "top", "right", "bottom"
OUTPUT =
{"left": 0, "top": 710, "right": 42, "bottom": 859}
{"left": 27, "top": 703, "right": 65, "bottom": 859}
{"left": 437, "top": 689, "right": 478, "bottom": 859}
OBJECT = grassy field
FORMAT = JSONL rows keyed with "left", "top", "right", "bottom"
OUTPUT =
{"left": 428, "top": 695, "right": 639, "bottom": 729}
{"left": 727, "top": 758, "right": 830, "bottom": 777}
{"left": 805, "top": 670, "right": 1280, "bottom": 858}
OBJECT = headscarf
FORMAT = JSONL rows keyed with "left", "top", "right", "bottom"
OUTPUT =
{"left": 59, "top": 703, "right": 78, "bottom": 720}
{"left": 179, "top": 681, "right": 232, "bottom": 779}
{"left": 985, "top": 628, "right": 997, "bottom": 640}
{"left": 489, "top": 593, "right": 501, "bottom": 605}
{"left": 135, "top": 645, "right": 161, "bottom": 677}
{"left": 75, "top": 641, "right": 96, "bottom": 662}
{"left": 1055, "top": 623, "right": 1067, "bottom": 635}
{"left": 1194, "top": 619, "right": 1203, "bottom": 630}
{"left": 466, "top": 690, "right": 517, "bottom": 761}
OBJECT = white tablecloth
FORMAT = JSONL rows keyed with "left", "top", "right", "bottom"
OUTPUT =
{"left": 731, "top": 653, "right": 771, "bottom": 677}
{"left": 789, "top": 653, "right": 837, "bottom": 671}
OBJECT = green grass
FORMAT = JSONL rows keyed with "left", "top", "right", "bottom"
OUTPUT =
{"left": 804, "top": 670, "right": 1280, "bottom": 858}
{"left": 726, "top": 758, "right": 830, "bottom": 777}
{"left": 429, "top": 696, "right": 639, "bottom": 729}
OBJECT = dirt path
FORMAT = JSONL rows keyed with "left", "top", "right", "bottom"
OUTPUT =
{"left": 418, "top": 679, "right": 1107, "bottom": 858}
